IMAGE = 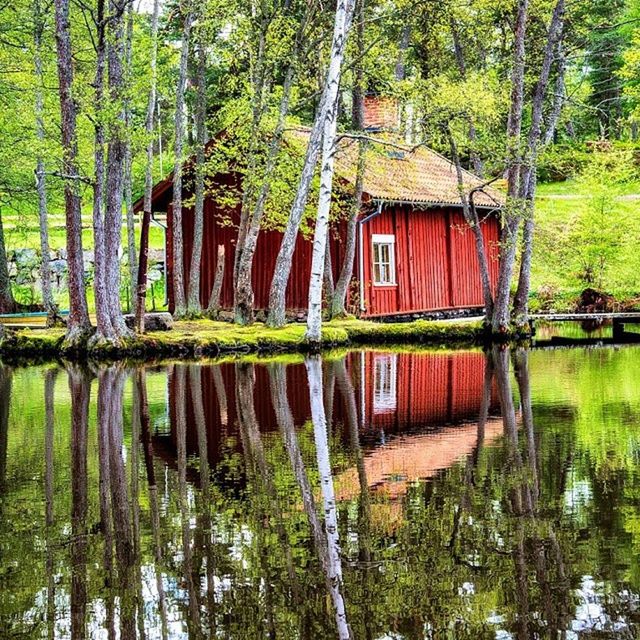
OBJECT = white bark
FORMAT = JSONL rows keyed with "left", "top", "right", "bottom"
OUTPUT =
{"left": 172, "top": 7, "right": 194, "bottom": 317}
{"left": 33, "top": 0, "right": 55, "bottom": 323}
{"left": 306, "top": 355, "right": 351, "bottom": 640}
{"left": 305, "top": 0, "right": 355, "bottom": 342}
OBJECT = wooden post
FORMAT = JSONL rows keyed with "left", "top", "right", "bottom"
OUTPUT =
{"left": 613, "top": 318, "right": 625, "bottom": 341}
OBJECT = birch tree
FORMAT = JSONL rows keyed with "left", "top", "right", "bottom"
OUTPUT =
{"left": 135, "top": 0, "right": 160, "bottom": 333}
{"left": 103, "top": 0, "right": 132, "bottom": 341}
{"left": 54, "top": 0, "right": 91, "bottom": 344}
{"left": 187, "top": 43, "right": 207, "bottom": 315}
{"left": 0, "top": 209, "right": 15, "bottom": 315}
{"left": 171, "top": 4, "right": 194, "bottom": 318}
{"left": 331, "top": 0, "right": 365, "bottom": 319}
{"left": 92, "top": 0, "right": 113, "bottom": 342}
{"left": 512, "top": 0, "right": 566, "bottom": 329}
{"left": 124, "top": 3, "right": 136, "bottom": 313}
{"left": 490, "top": 0, "right": 529, "bottom": 334}
{"left": 33, "top": 0, "right": 56, "bottom": 325}
{"left": 305, "top": 0, "right": 356, "bottom": 343}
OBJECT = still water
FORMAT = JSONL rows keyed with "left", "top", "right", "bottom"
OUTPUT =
{"left": 1, "top": 346, "right": 640, "bottom": 639}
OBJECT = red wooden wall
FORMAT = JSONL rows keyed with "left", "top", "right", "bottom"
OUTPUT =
{"left": 167, "top": 195, "right": 346, "bottom": 312}
{"left": 360, "top": 205, "right": 500, "bottom": 317}
{"left": 163, "top": 186, "right": 500, "bottom": 316}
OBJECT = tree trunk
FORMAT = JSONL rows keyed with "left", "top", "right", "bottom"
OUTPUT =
{"left": 305, "top": 355, "right": 352, "bottom": 639}
{"left": 206, "top": 244, "right": 225, "bottom": 317}
{"left": 446, "top": 127, "right": 494, "bottom": 318}
{"left": 187, "top": 44, "right": 207, "bottom": 315}
{"left": 124, "top": 3, "right": 137, "bottom": 313}
{"left": 234, "top": 62, "right": 296, "bottom": 325}
{"left": 53, "top": 0, "right": 91, "bottom": 343}
{"left": 33, "top": 0, "right": 56, "bottom": 324}
{"left": 92, "top": 0, "right": 114, "bottom": 342}
{"left": 323, "top": 239, "right": 335, "bottom": 309}
{"left": 490, "top": 0, "right": 529, "bottom": 334}
{"left": 305, "top": 0, "right": 356, "bottom": 343}
{"left": 171, "top": 8, "right": 194, "bottom": 318}
{"left": 512, "top": 0, "right": 566, "bottom": 329}
{"left": 104, "top": 0, "right": 132, "bottom": 340}
{"left": 0, "top": 208, "right": 15, "bottom": 314}
{"left": 332, "top": 141, "right": 364, "bottom": 318}
{"left": 543, "top": 41, "right": 567, "bottom": 145}
{"left": 135, "top": 0, "right": 160, "bottom": 333}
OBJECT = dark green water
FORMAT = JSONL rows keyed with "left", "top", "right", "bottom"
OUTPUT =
{"left": 1, "top": 346, "right": 640, "bottom": 639}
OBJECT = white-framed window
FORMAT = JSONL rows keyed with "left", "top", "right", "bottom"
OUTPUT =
{"left": 372, "top": 234, "right": 396, "bottom": 286}
{"left": 373, "top": 354, "right": 397, "bottom": 414}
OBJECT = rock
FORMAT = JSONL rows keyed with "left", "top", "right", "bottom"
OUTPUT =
{"left": 576, "top": 288, "right": 616, "bottom": 313}
{"left": 255, "top": 309, "right": 267, "bottom": 323}
{"left": 217, "top": 310, "right": 235, "bottom": 323}
{"left": 124, "top": 312, "right": 173, "bottom": 331}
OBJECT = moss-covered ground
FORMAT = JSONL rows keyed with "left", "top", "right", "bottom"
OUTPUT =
{"left": 0, "top": 317, "right": 484, "bottom": 363}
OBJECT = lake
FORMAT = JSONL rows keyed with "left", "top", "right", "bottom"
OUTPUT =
{"left": 1, "top": 345, "right": 640, "bottom": 639}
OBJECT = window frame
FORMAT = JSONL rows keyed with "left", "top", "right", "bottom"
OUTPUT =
{"left": 371, "top": 234, "right": 397, "bottom": 287}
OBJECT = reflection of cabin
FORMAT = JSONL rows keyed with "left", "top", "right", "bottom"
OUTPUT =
{"left": 135, "top": 96, "right": 504, "bottom": 318}
{"left": 156, "top": 351, "right": 499, "bottom": 474}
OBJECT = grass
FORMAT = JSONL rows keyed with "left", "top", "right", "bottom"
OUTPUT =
{"left": 530, "top": 179, "right": 640, "bottom": 312}
{"left": 0, "top": 317, "right": 485, "bottom": 362}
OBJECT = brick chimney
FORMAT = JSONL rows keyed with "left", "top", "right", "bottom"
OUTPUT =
{"left": 363, "top": 94, "right": 399, "bottom": 131}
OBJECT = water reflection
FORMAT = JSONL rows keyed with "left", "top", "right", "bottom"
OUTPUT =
{"left": 1, "top": 346, "right": 640, "bottom": 637}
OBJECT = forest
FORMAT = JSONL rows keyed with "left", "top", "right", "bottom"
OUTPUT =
{"left": 1, "top": 0, "right": 640, "bottom": 347}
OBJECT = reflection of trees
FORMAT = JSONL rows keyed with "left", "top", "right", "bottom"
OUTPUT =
{"left": 137, "top": 367, "right": 169, "bottom": 639}
{"left": 68, "top": 365, "right": 90, "bottom": 640}
{"left": 44, "top": 368, "right": 57, "bottom": 640}
{"left": 494, "top": 346, "right": 571, "bottom": 638}
{"left": 0, "top": 362, "right": 11, "bottom": 495}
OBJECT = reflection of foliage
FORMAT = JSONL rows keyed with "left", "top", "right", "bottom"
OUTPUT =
{"left": 2, "top": 348, "right": 640, "bottom": 637}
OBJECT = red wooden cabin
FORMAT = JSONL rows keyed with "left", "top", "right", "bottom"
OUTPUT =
{"left": 136, "top": 98, "right": 504, "bottom": 318}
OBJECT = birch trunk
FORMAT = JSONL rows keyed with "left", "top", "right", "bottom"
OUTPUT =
{"left": 512, "top": 0, "right": 566, "bottom": 329}
{"left": 33, "top": 0, "right": 56, "bottom": 324}
{"left": 543, "top": 41, "right": 567, "bottom": 145}
{"left": 187, "top": 44, "right": 207, "bottom": 315}
{"left": 306, "top": 355, "right": 351, "bottom": 639}
{"left": 305, "top": 0, "right": 355, "bottom": 342}
{"left": 490, "top": 0, "right": 529, "bottom": 334}
{"left": 135, "top": 0, "right": 160, "bottom": 333}
{"left": 172, "top": 8, "right": 194, "bottom": 318}
{"left": 124, "top": 4, "right": 137, "bottom": 313}
{"left": 92, "top": 0, "right": 114, "bottom": 342}
{"left": 0, "top": 208, "right": 15, "bottom": 314}
{"left": 53, "top": 0, "right": 91, "bottom": 343}
{"left": 104, "top": 0, "right": 132, "bottom": 340}
{"left": 266, "top": 36, "right": 350, "bottom": 327}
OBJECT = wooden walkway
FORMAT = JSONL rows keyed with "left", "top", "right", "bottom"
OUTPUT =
{"left": 531, "top": 312, "right": 640, "bottom": 322}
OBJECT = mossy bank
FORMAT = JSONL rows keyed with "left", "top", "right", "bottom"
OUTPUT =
{"left": 0, "top": 318, "right": 485, "bottom": 363}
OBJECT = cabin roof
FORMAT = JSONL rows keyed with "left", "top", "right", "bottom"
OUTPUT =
{"left": 135, "top": 128, "right": 504, "bottom": 213}
{"left": 288, "top": 128, "right": 504, "bottom": 209}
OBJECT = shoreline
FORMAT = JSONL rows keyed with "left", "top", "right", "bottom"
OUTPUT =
{"left": 0, "top": 318, "right": 485, "bottom": 364}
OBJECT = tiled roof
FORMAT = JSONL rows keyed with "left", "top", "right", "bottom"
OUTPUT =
{"left": 290, "top": 128, "right": 504, "bottom": 209}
